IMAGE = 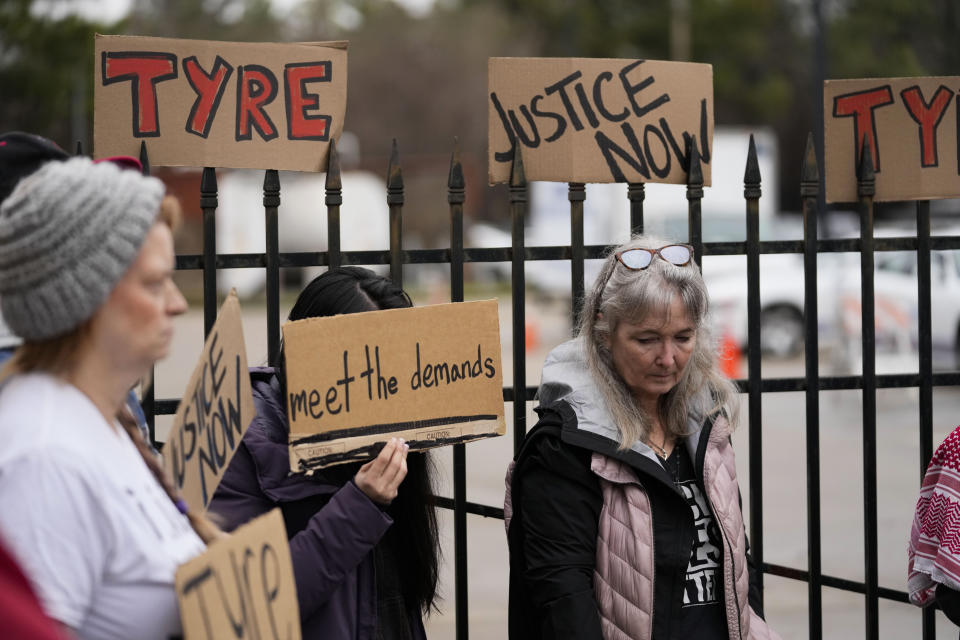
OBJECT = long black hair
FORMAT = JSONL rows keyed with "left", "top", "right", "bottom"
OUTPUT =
{"left": 277, "top": 266, "right": 440, "bottom": 615}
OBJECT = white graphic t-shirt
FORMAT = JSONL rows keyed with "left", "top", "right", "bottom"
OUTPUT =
{"left": 662, "top": 444, "right": 728, "bottom": 637}
{"left": 0, "top": 373, "right": 206, "bottom": 640}
{"left": 680, "top": 479, "right": 723, "bottom": 605}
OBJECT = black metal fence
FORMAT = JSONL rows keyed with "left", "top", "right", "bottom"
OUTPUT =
{"left": 140, "top": 132, "right": 959, "bottom": 640}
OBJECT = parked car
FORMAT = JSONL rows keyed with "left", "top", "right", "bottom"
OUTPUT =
{"left": 833, "top": 239, "right": 960, "bottom": 373}
{"left": 704, "top": 249, "right": 844, "bottom": 358}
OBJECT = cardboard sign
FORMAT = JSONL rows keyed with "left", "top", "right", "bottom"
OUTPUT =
{"left": 163, "top": 291, "right": 255, "bottom": 510}
{"left": 94, "top": 34, "right": 347, "bottom": 172}
{"left": 825, "top": 77, "right": 960, "bottom": 202}
{"left": 283, "top": 300, "right": 505, "bottom": 471}
{"left": 488, "top": 57, "right": 713, "bottom": 185}
{"left": 175, "top": 509, "right": 300, "bottom": 640}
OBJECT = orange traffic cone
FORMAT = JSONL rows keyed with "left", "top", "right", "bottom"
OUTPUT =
{"left": 525, "top": 319, "right": 540, "bottom": 353}
{"left": 718, "top": 333, "right": 742, "bottom": 379}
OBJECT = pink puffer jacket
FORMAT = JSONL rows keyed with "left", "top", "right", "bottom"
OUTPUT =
{"left": 590, "top": 414, "right": 780, "bottom": 640}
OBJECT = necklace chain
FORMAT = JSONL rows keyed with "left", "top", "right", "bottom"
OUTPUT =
{"left": 648, "top": 433, "right": 671, "bottom": 459}
{"left": 649, "top": 433, "right": 681, "bottom": 486}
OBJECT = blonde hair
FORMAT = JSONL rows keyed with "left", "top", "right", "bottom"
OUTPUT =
{"left": 578, "top": 234, "right": 739, "bottom": 449}
{"left": 2, "top": 194, "right": 222, "bottom": 544}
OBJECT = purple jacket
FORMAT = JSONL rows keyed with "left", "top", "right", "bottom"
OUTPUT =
{"left": 209, "top": 368, "right": 427, "bottom": 640}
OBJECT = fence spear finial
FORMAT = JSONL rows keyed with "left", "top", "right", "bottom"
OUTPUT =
{"left": 387, "top": 139, "right": 404, "bottom": 206}
{"left": 325, "top": 138, "right": 342, "bottom": 193}
{"left": 686, "top": 136, "right": 703, "bottom": 201}
{"left": 263, "top": 169, "right": 280, "bottom": 208}
{"left": 448, "top": 137, "right": 465, "bottom": 204}
{"left": 509, "top": 140, "right": 526, "bottom": 188}
{"left": 138, "top": 140, "right": 150, "bottom": 175}
{"left": 744, "top": 133, "right": 761, "bottom": 200}
{"left": 687, "top": 136, "right": 703, "bottom": 186}
{"left": 200, "top": 167, "right": 218, "bottom": 210}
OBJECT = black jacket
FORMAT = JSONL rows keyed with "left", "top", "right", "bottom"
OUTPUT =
{"left": 507, "top": 400, "right": 765, "bottom": 640}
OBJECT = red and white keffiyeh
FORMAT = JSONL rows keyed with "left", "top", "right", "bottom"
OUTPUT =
{"left": 909, "top": 425, "right": 960, "bottom": 606}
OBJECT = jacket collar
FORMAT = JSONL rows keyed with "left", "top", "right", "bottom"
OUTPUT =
{"left": 538, "top": 338, "right": 718, "bottom": 488}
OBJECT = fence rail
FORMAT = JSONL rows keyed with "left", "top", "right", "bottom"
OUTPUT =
{"left": 140, "top": 132, "right": 954, "bottom": 640}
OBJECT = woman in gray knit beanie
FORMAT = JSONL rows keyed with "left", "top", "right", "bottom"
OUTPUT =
{"left": 0, "top": 157, "right": 218, "bottom": 640}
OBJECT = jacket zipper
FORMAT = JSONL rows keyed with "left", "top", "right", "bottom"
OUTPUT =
{"left": 650, "top": 507, "right": 656, "bottom": 638}
{"left": 697, "top": 422, "right": 744, "bottom": 640}
{"left": 713, "top": 495, "right": 743, "bottom": 640}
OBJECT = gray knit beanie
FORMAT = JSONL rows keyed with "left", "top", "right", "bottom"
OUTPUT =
{"left": 0, "top": 156, "right": 165, "bottom": 340}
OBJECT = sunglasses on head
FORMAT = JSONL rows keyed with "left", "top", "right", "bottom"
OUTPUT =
{"left": 615, "top": 244, "right": 695, "bottom": 270}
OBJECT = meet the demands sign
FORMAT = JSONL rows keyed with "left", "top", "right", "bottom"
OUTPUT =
{"left": 488, "top": 57, "right": 713, "bottom": 185}
{"left": 175, "top": 509, "right": 300, "bottom": 640}
{"left": 94, "top": 34, "right": 347, "bottom": 172}
{"left": 825, "top": 76, "right": 960, "bottom": 202}
{"left": 283, "top": 300, "right": 505, "bottom": 471}
{"left": 163, "top": 291, "right": 256, "bottom": 510}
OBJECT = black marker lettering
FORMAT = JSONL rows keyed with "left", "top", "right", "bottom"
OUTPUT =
{"left": 595, "top": 124, "right": 651, "bottom": 182}
{"left": 531, "top": 94, "right": 566, "bottom": 143}
{"left": 410, "top": 343, "right": 422, "bottom": 390}
{"left": 473, "top": 345, "right": 483, "bottom": 377}
{"left": 490, "top": 92, "right": 517, "bottom": 162}
{"left": 180, "top": 567, "right": 217, "bottom": 640}
{"left": 208, "top": 331, "right": 226, "bottom": 397}
{"left": 593, "top": 71, "right": 629, "bottom": 122}
{"left": 618, "top": 61, "right": 670, "bottom": 118}
{"left": 545, "top": 71, "right": 584, "bottom": 131}
{"left": 260, "top": 543, "right": 286, "bottom": 640}
{"left": 361, "top": 345, "right": 375, "bottom": 400}
{"left": 643, "top": 123, "right": 671, "bottom": 179}
{"left": 507, "top": 104, "right": 541, "bottom": 148}
{"left": 574, "top": 81, "right": 600, "bottom": 128}
{"left": 289, "top": 390, "right": 308, "bottom": 422}
{"left": 336, "top": 350, "right": 353, "bottom": 412}
{"left": 308, "top": 389, "right": 322, "bottom": 419}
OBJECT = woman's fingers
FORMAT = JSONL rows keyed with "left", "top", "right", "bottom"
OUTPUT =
{"left": 386, "top": 442, "right": 409, "bottom": 488}
{"left": 354, "top": 438, "right": 408, "bottom": 505}
{"left": 368, "top": 438, "right": 397, "bottom": 474}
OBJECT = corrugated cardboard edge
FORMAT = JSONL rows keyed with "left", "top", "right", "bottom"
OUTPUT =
{"left": 96, "top": 33, "right": 348, "bottom": 50}
{"left": 290, "top": 416, "right": 506, "bottom": 471}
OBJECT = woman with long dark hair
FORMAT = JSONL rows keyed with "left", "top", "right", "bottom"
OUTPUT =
{"left": 210, "top": 266, "right": 439, "bottom": 640}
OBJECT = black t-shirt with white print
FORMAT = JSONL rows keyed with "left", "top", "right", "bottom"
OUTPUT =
{"left": 661, "top": 444, "right": 728, "bottom": 639}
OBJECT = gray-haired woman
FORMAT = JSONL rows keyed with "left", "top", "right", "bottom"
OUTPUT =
{"left": 505, "top": 235, "right": 780, "bottom": 640}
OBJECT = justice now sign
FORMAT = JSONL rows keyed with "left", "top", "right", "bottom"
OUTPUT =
{"left": 94, "top": 34, "right": 347, "bottom": 172}
{"left": 488, "top": 57, "right": 714, "bottom": 185}
{"left": 163, "top": 291, "right": 255, "bottom": 511}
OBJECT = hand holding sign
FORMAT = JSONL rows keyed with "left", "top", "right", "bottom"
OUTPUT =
{"left": 354, "top": 438, "right": 409, "bottom": 505}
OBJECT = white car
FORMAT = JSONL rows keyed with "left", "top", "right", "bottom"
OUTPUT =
{"left": 706, "top": 221, "right": 960, "bottom": 371}
{"left": 704, "top": 249, "right": 846, "bottom": 358}
{"left": 834, "top": 243, "right": 960, "bottom": 373}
